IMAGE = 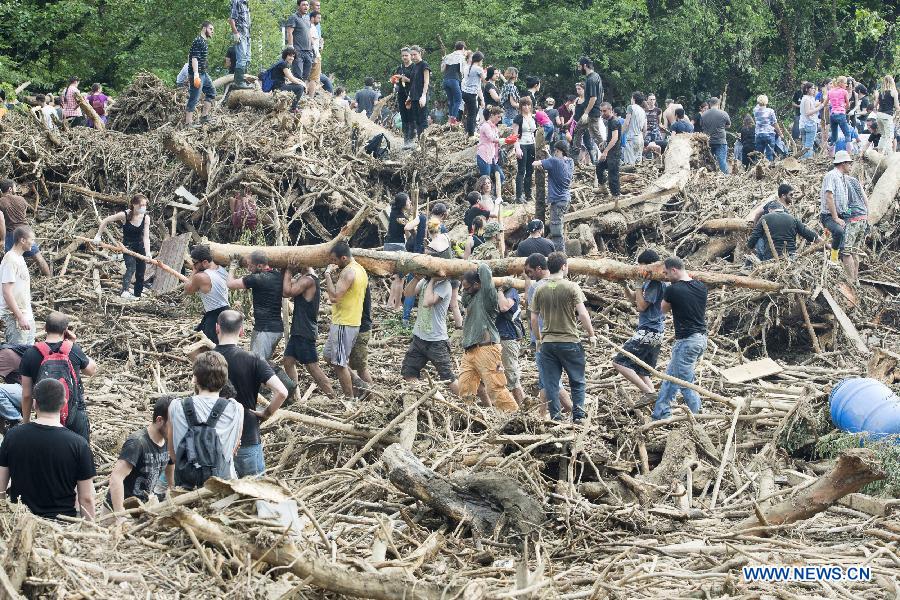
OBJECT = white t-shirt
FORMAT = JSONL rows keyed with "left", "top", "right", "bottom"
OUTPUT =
{"left": 169, "top": 395, "right": 243, "bottom": 479}
{"left": 0, "top": 252, "right": 31, "bottom": 318}
{"left": 310, "top": 23, "right": 321, "bottom": 57}
{"left": 40, "top": 105, "right": 56, "bottom": 130}
{"left": 334, "top": 97, "right": 350, "bottom": 110}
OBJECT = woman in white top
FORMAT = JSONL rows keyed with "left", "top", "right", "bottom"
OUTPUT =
{"left": 440, "top": 41, "right": 468, "bottom": 126}
{"left": 798, "top": 81, "right": 826, "bottom": 159}
{"left": 461, "top": 51, "right": 485, "bottom": 138}
{"left": 512, "top": 97, "right": 537, "bottom": 203}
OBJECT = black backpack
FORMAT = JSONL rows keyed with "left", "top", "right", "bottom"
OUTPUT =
{"left": 174, "top": 397, "right": 231, "bottom": 490}
{"left": 364, "top": 133, "right": 391, "bottom": 159}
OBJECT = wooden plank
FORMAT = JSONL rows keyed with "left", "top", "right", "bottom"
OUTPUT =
{"left": 721, "top": 358, "right": 783, "bottom": 384}
{"left": 151, "top": 233, "right": 191, "bottom": 294}
{"left": 174, "top": 185, "right": 201, "bottom": 206}
{"left": 166, "top": 201, "right": 201, "bottom": 212}
{"left": 822, "top": 289, "right": 869, "bottom": 354}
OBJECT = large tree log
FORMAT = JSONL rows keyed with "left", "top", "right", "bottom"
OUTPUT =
{"left": 161, "top": 129, "right": 207, "bottom": 180}
{"left": 75, "top": 92, "right": 105, "bottom": 130}
{"left": 862, "top": 149, "right": 900, "bottom": 224}
{"left": 209, "top": 241, "right": 784, "bottom": 291}
{"left": 699, "top": 218, "right": 752, "bottom": 234}
{"left": 54, "top": 182, "right": 128, "bottom": 205}
{"left": 0, "top": 512, "right": 33, "bottom": 599}
{"left": 737, "top": 448, "right": 884, "bottom": 533}
{"left": 224, "top": 88, "right": 277, "bottom": 111}
{"left": 382, "top": 443, "right": 543, "bottom": 537}
{"left": 166, "top": 505, "right": 465, "bottom": 600}
{"left": 564, "top": 133, "right": 695, "bottom": 223}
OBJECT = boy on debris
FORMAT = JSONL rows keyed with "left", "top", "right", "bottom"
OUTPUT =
{"left": 282, "top": 266, "right": 336, "bottom": 398}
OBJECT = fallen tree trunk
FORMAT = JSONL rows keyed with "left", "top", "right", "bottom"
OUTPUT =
{"left": 737, "top": 448, "right": 884, "bottom": 533}
{"left": 862, "top": 149, "right": 900, "bottom": 224}
{"left": 0, "top": 512, "right": 33, "bottom": 598}
{"left": 564, "top": 133, "right": 695, "bottom": 223}
{"left": 225, "top": 88, "right": 277, "bottom": 111}
{"left": 161, "top": 129, "right": 207, "bottom": 180}
{"left": 75, "top": 92, "right": 105, "bottom": 130}
{"left": 699, "top": 218, "right": 751, "bottom": 234}
{"left": 382, "top": 443, "right": 542, "bottom": 537}
{"left": 54, "top": 182, "right": 129, "bottom": 205}
{"left": 166, "top": 505, "right": 463, "bottom": 600}
{"left": 209, "top": 241, "right": 784, "bottom": 291}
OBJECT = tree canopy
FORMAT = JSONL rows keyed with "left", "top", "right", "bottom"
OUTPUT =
{"left": 1, "top": 0, "right": 898, "bottom": 112}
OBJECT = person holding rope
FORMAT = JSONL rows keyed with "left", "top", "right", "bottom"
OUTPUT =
{"left": 94, "top": 194, "right": 151, "bottom": 300}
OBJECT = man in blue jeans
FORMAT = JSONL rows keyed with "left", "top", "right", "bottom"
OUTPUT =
{"left": 228, "top": 0, "right": 253, "bottom": 90}
{"left": 700, "top": 97, "right": 731, "bottom": 173}
{"left": 213, "top": 310, "right": 288, "bottom": 477}
{"left": 530, "top": 252, "right": 597, "bottom": 423}
{"left": 652, "top": 257, "right": 709, "bottom": 420}
{"left": 185, "top": 21, "right": 216, "bottom": 127}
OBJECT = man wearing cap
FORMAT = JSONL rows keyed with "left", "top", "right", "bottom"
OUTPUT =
{"left": 471, "top": 221, "right": 504, "bottom": 260}
{"left": 820, "top": 151, "right": 853, "bottom": 263}
{"left": 517, "top": 220, "right": 555, "bottom": 257}
{"left": 533, "top": 140, "right": 574, "bottom": 252}
{"left": 746, "top": 201, "right": 820, "bottom": 261}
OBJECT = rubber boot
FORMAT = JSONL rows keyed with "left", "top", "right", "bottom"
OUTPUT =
{"left": 232, "top": 67, "right": 252, "bottom": 90}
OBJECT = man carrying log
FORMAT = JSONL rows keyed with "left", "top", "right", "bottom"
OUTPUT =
{"left": 533, "top": 140, "right": 574, "bottom": 252}
{"left": 282, "top": 267, "right": 336, "bottom": 399}
{"left": 184, "top": 21, "right": 216, "bottom": 127}
{"left": 746, "top": 201, "right": 820, "bottom": 261}
{"left": 226, "top": 252, "right": 284, "bottom": 360}
{"left": 531, "top": 252, "right": 596, "bottom": 423}
{"left": 651, "top": 257, "right": 708, "bottom": 420}
{"left": 323, "top": 242, "right": 369, "bottom": 402}
{"left": 185, "top": 245, "right": 230, "bottom": 344}
{"left": 459, "top": 263, "right": 518, "bottom": 412}
{"left": 213, "top": 311, "right": 288, "bottom": 477}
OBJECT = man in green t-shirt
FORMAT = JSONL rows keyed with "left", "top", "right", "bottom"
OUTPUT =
{"left": 530, "top": 252, "right": 596, "bottom": 423}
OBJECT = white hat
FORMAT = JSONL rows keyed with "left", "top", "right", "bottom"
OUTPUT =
{"left": 833, "top": 150, "right": 853, "bottom": 164}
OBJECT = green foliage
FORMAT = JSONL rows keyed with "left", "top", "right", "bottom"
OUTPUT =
{"left": 1, "top": 0, "right": 898, "bottom": 110}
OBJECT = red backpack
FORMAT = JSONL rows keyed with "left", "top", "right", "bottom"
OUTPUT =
{"left": 34, "top": 341, "right": 82, "bottom": 427}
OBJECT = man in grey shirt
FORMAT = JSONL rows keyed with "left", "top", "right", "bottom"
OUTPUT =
{"left": 701, "top": 97, "right": 731, "bottom": 173}
{"left": 354, "top": 78, "right": 380, "bottom": 117}
{"left": 284, "top": 0, "right": 314, "bottom": 84}
{"left": 400, "top": 273, "right": 459, "bottom": 394}
{"left": 623, "top": 91, "right": 647, "bottom": 165}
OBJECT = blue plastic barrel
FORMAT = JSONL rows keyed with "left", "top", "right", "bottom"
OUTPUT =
{"left": 830, "top": 378, "right": 900, "bottom": 439}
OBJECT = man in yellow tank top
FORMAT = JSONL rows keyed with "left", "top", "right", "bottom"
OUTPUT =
{"left": 323, "top": 242, "right": 368, "bottom": 401}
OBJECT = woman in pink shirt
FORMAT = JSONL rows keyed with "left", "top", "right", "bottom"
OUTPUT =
{"left": 60, "top": 76, "right": 84, "bottom": 126}
{"left": 476, "top": 106, "right": 505, "bottom": 184}
{"left": 827, "top": 76, "right": 852, "bottom": 148}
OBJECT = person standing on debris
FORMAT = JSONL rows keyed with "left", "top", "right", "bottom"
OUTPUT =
{"left": 105, "top": 396, "right": 174, "bottom": 519}
{"left": 595, "top": 102, "right": 622, "bottom": 197}
{"left": 86, "top": 84, "right": 110, "bottom": 127}
{"left": 408, "top": 46, "right": 431, "bottom": 141}
{"left": 393, "top": 47, "right": 415, "bottom": 147}
{"left": 500, "top": 67, "right": 520, "bottom": 126}
{"left": 477, "top": 106, "right": 505, "bottom": 184}
{"left": 348, "top": 285, "right": 374, "bottom": 392}
{"left": 401, "top": 236, "right": 460, "bottom": 394}
{"left": 440, "top": 41, "right": 467, "bottom": 127}
{"left": 20, "top": 311, "right": 96, "bottom": 441}
{"left": 354, "top": 78, "right": 380, "bottom": 118}
{"left": 799, "top": 82, "right": 826, "bottom": 160}
{"left": 307, "top": 10, "right": 323, "bottom": 98}
{"left": 613, "top": 249, "right": 666, "bottom": 403}
{"left": 532, "top": 140, "right": 574, "bottom": 252}
{"left": 385, "top": 192, "right": 411, "bottom": 310}
{"left": 701, "top": 97, "right": 731, "bottom": 173}
{"left": 839, "top": 169, "right": 869, "bottom": 284}
{"left": 185, "top": 21, "right": 216, "bottom": 127}
{"left": 285, "top": 0, "right": 314, "bottom": 89}
{"left": 461, "top": 51, "right": 485, "bottom": 138}
{"left": 185, "top": 245, "right": 230, "bottom": 344}
{"left": 530, "top": 252, "right": 596, "bottom": 423}
{"left": 651, "top": 257, "right": 708, "bottom": 420}
{"left": 0, "top": 379, "right": 96, "bottom": 520}
{"left": 228, "top": 0, "right": 253, "bottom": 90}
{"left": 0, "top": 226, "right": 37, "bottom": 345}
{"left": 94, "top": 194, "right": 151, "bottom": 300}
{"left": 746, "top": 201, "right": 820, "bottom": 261}
{"left": 512, "top": 97, "right": 538, "bottom": 203}
{"left": 213, "top": 311, "right": 288, "bottom": 477}
{"left": 622, "top": 91, "right": 647, "bottom": 165}
{"left": 459, "top": 263, "right": 519, "bottom": 412}
{"left": 873, "top": 75, "right": 898, "bottom": 153}
{"left": 827, "top": 77, "right": 852, "bottom": 150}
{"left": 323, "top": 241, "right": 369, "bottom": 402}
{"left": 60, "top": 77, "right": 84, "bottom": 127}
{"left": 523, "top": 253, "right": 572, "bottom": 417}
{"left": 516, "top": 220, "right": 554, "bottom": 257}
{"left": 283, "top": 266, "right": 336, "bottom": 398}
{"left": 226, "top": 251, "right": 284, "bottom": 360}
{"left": 753, "top": 95, "right": 785, "bottom": 163}
{"left": 168, "top": 352, "right": 243, "bottom": 486}
{"left": 497, "top": 282, "right": 526, "bottom": 407}
{"left": 820, "top": 150, "right": 853, "bottom": 263}
{"left": 0, "top": 179, "right": 51, "bottom": 276}
{"left": 570, "top": 57, "right": 604, "bottom": 162}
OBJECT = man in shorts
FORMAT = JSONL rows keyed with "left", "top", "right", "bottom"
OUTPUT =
{"left": 323, "top": 242, "right": 368, "bottom": 401}
{"left": 612, "top": 249, "right": 666, "bottom": 406}
{"left": 283, "top": 267, "right": 335, "bottom": 399}
{"left": 400, "top": 271, "right": 459, "bottom": 393}
{"left": 348, "top": 285, "right": 373, "bottom": 394}
{"left": 841, "top": 173, "right": 869, "bottom": 284}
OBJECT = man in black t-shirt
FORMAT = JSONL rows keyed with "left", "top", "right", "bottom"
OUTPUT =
{"left": 570, "top": 57, "right": 605, "bottom": 161}
{"left": 282, "top": 267, "right": 336, "bottom": 398}
{"left": 651, "top": 257, "right": 708, "bottom": 421}
{"left": 408, "top": 45, "right": 431, "bottom": 140}
{"left": 0, "top": 379, "right": 96, "bottom": 519}
{"left": 214, "top": 311, "right": 287, "bottom": 477}
{"left": 20, "top": 311, "right": 97, "bottom": 441}
{"left": 516, "top": 220, "right": 555, "bottom": 257}
{"left": 105, "top": 396, "right": 173, "bottom": 519}
{"left": 227, "top": 251, "right": 284, "bottom": 360}
{"left": 597, "top": 102, "right": 622, "bottom": 196}
{"left": 185, "top": 20, "right": 216, "bottom": 127}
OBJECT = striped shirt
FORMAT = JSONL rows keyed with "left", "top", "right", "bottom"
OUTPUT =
{"left": 188, "top": 36, "right": 209, "bottom": 77}
{"left": 230, "top": 0, "right": 251, "bottom": 33}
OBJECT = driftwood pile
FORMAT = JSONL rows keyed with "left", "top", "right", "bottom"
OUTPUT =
{"left": 1, "top": 73, "right": 900, "bottom": 598}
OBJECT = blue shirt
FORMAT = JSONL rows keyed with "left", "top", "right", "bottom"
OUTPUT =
{"left": 637, "top": 280, "right": 666, "bottom": 332}
{"left": 670, "top": 120, "right": 694, "bottom": 134}
{"left": 496, "top": 288, "right": 523, "bottom": 341}
{"left": 541, "top": 156, "right": 574, "bottom": 204}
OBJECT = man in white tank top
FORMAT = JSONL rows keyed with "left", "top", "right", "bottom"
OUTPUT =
{"left": 185, "top": 245, "right": 230, "bottom": 345}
